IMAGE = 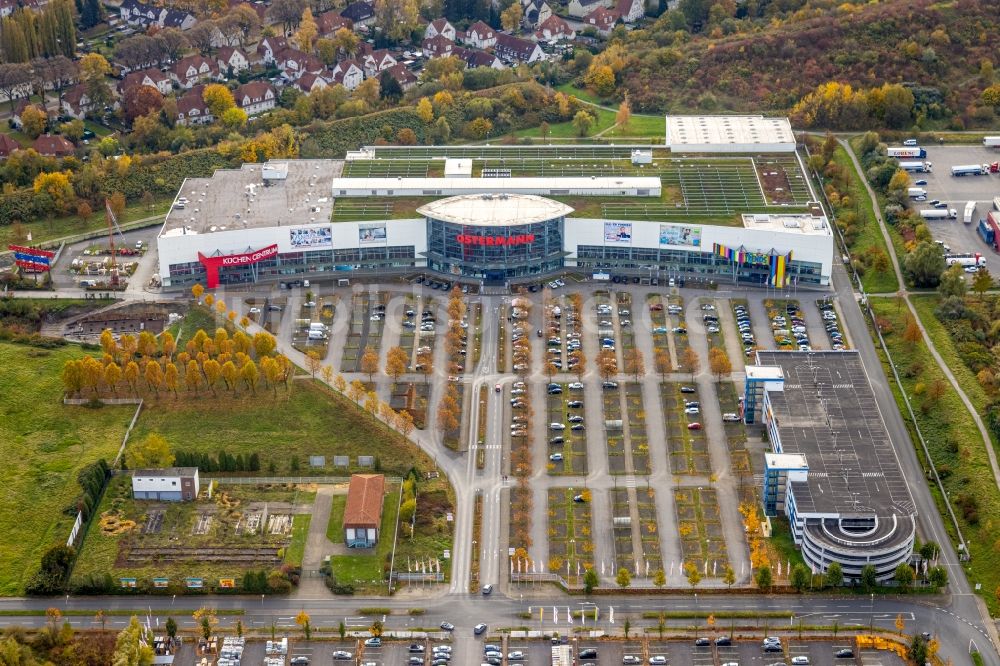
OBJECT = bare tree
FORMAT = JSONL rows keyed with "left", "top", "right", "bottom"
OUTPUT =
{"left": 155, "top": 28, "right": 190, "bottom": 62}
{"left": 0, "top": 63, "right": 33, "bottom": 115}
{"left": 31, "top": 56, "right": 77, "bottom": 106}
{"left": 269, "top": 0, "right": 305, "bottom": 34}
{"left": 186, "top": 20, "right": 218, "bottom": 55}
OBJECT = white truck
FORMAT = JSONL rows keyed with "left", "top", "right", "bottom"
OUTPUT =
{"left": 889, "top": 146, "right": 927, "bottom": 158}
{"left": 945, "top": 252, "right": 986, "bottom": 268}
{"left": 907, "top": 187, "right": 927, "bottom": 199}
{"left": 951, "top": 164, "right": 987, "bottom": 177}
{"left": 919, "top": 208, "right": 957, "bottom": 220}
{"left": 551, "top": 644, "right": 572, "bottom": 666}
{"left": 984, "top": 136, "right": 1000, "bottom": 148}
{"left": 899, "top": 160, "right": 932, "bottom": 173}
{"left": 964, "top": 201, "right": 977, "bottom": 224}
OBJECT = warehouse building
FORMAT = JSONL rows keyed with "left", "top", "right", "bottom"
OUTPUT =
{"left": 751, "top": 351, "right": 916, "bottom": 581}
{"left": 665, "top": 115, "right": 796, "bottom": 153}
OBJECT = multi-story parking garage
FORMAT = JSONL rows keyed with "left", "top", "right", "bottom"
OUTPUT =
{"left": 753, "top": 351, "right": 916, "bottom": 581}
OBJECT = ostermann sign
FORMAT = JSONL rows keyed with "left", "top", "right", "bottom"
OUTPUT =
{"left": 456, "top": 234, "right": 535, "bottom": 246}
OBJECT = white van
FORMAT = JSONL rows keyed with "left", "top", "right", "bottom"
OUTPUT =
{"left": 307, "top": 330, "right": 327, "bottom": 340}
{"left": 309, "top": 322, "right": 328, "bottom": 332}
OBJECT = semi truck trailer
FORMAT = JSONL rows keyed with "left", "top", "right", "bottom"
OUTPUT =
{"left": 908, "top": 187, "right": 927, "bottom": 198}
{"left": 899, "top": 161, "right": 932, "bottom": 172}
{"left": 984, "top": 136, "right": 1000, "bottom": 148}
{"left": 952, "top": 164, "right": 987, "bottom": 176}
{"left": 919, "top": 208, "right": 957, "bottom": 220}
{"left": 964, "top": 201, "right": 977, "bottom": 224}
{"left": 888, "top": 147, "right": 927, "bottom": 158}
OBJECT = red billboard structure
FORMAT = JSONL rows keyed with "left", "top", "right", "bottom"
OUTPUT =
{"left": 9, "top": 245, "right": 55, "bottom": 273}
{"left": 198, "top": 244, "right": 278, "bottom": 288}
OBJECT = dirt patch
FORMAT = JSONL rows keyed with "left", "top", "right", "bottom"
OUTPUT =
{"left": 757, "top": 163, "right": 795, "bottom": 205}
{"left": 100, "top": 510, "right": 137, "bottom": 536}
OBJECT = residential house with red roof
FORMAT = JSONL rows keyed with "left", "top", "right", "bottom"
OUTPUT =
{"left": 216, "top": 47, "right": 250, "bottom": 75}
{"left": 493, "top": 33, "right": 545, "bottom": 63}
{"left": 171, "top": 55, "right": 218, "bottom": 89}
{"left": 32, "top": 134, "right": 74, "bottom": 157}
{"left": 534, "top": 15, "right": 575, "bottom": 41}
{"left": 119, "top": 68, "right": 173, "bottom": 96}
{"left": 234, "top": 81, "right": 276, "bottom": 116}
{"left": 583, "top": 6, "right": 619, "bottom": 36}
{"left": 424, "top": 18, "right": 455, "bottom": 41}
{"left": 465, "top": 20, "right": 496, "bottom": 49}
{"left": 0, "top": 134, "right": 21, "bottom": 160}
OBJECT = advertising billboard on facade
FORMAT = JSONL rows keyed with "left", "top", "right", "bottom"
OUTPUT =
{"left": 659, "top": 224, "right": 701, "bottom": 248}
{"left": 359, "top": 222, "right": 387, "bottom": 245}
{"left": 604, "top": 222, "right": 632, "bottom": 244}
{"left": 289, "top": 226, "right": 332, "bottom": 248}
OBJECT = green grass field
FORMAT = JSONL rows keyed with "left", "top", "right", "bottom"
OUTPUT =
{"left": 0, "top": 341, "right": 133, "bottom": 594}
{"left": 326, "top": 494, "right": 347, "bottom": 544}
{"left": 512, "top": 105, "right": 617, "bottom": 140}
{"left": 129, "top": 379, "right": 435, "bottom": 478}
{"left": 0, "top": 197, "right": 171, "bottom": 248}
{"left": 870, "top": 297, "right": 1000, "bottom": 612}
{"left": 285, "top": 514, "right": 311, "bottom": 567}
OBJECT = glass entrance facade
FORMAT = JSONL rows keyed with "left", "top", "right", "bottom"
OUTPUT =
{"left": 425, "top": 216, "right": 565, "bottom": 279}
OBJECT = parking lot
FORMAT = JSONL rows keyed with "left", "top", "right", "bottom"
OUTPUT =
{"left": 469, "top": 637, "right": 908, "bottom": 666}
{"left": 907, "top": 144, "right": 1000, "bottom": 274}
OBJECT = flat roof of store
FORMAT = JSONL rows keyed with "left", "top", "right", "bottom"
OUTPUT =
{"left": 330, "top": 176, "right": 662, "bottom": 194}
{"left": 665, "top": 115, "right": 794, "bottom": 148}
{"left": 160, "top": 160, "right": 341, "bottom": 236}
{"left": 756, "top": 350, "right": 915, "bottom": 518}
{"left": 416, "top": 194, "right": 574, "bottom": 226}
{"left": 741, "top": 212, "right": 831, "bottom": 236}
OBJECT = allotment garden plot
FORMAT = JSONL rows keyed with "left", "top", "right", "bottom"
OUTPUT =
{"left": 72, "top": 478, "right": 312, "bottom": 592}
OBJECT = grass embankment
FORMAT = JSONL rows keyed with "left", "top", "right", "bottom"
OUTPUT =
{"left": 828, "top": 145, "right": 899, "bottom": 294}
{"left": 870, "top": 296, "right": 1000, "bottom": 613}
{"left": 0, "top": 198, "right": 171, "bottom": 249}
{"left": 0, "top": 341, "right": 132, "bottom": 594}
{"left": 514, "top": 106, "right": 617, "bottom": 139}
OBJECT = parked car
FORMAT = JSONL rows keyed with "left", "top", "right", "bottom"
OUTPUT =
{"left": 439, "top": 622, "right": 455, "bottom": 631}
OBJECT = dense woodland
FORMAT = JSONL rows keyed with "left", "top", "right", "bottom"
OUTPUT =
{"left": 582, "top": 0, "right": 1000, "bottom": 127}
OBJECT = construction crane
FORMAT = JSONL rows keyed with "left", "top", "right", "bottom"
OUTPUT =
{"left": 104, "top": 199, "right": 124, "bottom": 288}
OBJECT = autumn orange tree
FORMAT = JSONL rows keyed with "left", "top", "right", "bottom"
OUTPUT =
{"left": 60, "top": 326, "right": 287, "bottom": 399}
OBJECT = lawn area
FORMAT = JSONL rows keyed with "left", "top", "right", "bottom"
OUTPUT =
{"left": 285, "top": 514, "right": 311, "bottom": 567}
{"left": 0, "top": 196, "right": 171, "bottom": 248}
{"left": 0, "top": 341, "right": 133, "bottom": 595}
{"left": 130, "top": 379, "right": 436, "bottom": 478}
{"left": 602, "top": 113, "right": 666, "bottom": 140}
{"left": 514, "top": 106, "right": 616, "bottom": 139}
{"left": 326, "top": 494, "right": 347, "bottom": 544}
{"left": 330, "top": 487, "right": 400, "bottom": 590}
{"left": 870, "top": 296, "right": 1000, "bottom": 613}
{"left": 829, "top": 145, "right": 899, "bottom": 294}
{"left": 555, "top": 82, "right": 605, "bottom": 106}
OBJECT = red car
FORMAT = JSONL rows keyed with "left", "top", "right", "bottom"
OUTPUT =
{"left": 687, "top": 422, "right": 702, "bottom": 430}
